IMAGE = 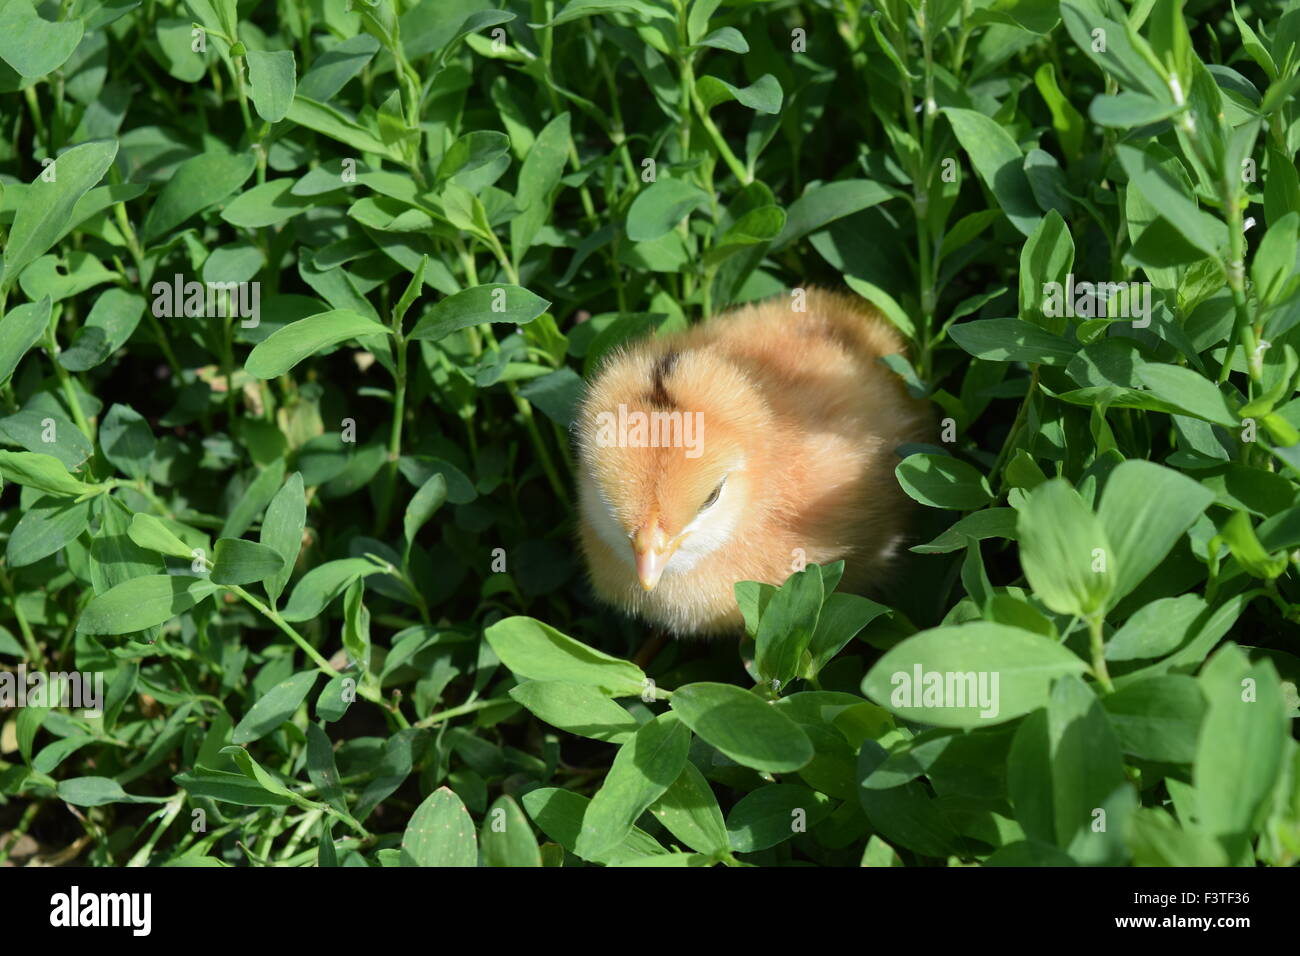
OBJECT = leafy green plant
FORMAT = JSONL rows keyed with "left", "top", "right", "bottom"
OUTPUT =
{"left": 0, "top": 0, "right": 1297, "bottom": 868}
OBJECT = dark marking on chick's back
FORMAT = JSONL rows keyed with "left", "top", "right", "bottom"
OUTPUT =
{"left": 646, "top": 349, "right": 680, "bottom": 407}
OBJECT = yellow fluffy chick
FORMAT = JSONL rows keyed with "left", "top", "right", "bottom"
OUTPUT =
{"left": 574, "top": 288, "right": 931, "bottom": 636}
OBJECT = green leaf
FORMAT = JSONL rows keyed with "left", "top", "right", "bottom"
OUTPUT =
{"left": 521, "top": 787, "right": 667, "bottom": 864}
{"left": 437, "top": 130, "right": 511, "bottom": 182}
{"left": 91, "top": 498, "right": 163, "bottom": 595}
{"left": 0, "top": 297, "right": 52, "bottom": 387}
{"left": 1105, "top": 594, "right": 1207, "bottom": 662}
{"left": 1102, "top": 675, "right": 1205, "bottom": 763}
{"left": 141, "top": 149, "right": 257, "bottom": 243}
{"left": 401, "top": 787, "right": 478, "bottom": 866}
{"left": 1251, "top": 210, "right": 1299, "bottom": 307}
{"left": 1117, "top": 144, "right": 1227, "bottom": 258}
{"left": 911, "top": 508, "right": 1020, "bottom": 554}
{"left": 948, "top": 318, "right": 1077, "bottom": 366}
{"left": 807, "top": 593, "right": 888, "bottom": 672}
{"left": 512, "top": 113, "right": 572, "bottom": 260}
{"left": 862, "top": 622, "right": 1088, "bottom": 727}
{"left": 695, "top": 73, "right": 783, "bottom": 114}
{"left": 286, "top": 96, "right": 406, "bottom": 163}
{"left": 696, "top": 26, "right": 748, "bottom": 52}
{"left": 77, "top": 575, "right": 219, "bottom": 635}
{"left": 408, "top": 285, "right": 550, "bottom": 343}
{"left": 648, "top": 761, "right": 729, "bottom": 856}
{"left": 480, "top": 795, "right": 542, "bottom": 867}
{"left": 1096, "top": 460, "right": 1214, "bottom": 603}
{"left": 1217, "top": 510, "right": 1288, "bottom": 579}
{"left": 173, "top": 769, "right": 294, "bottom": 807}
{"left": 517, "top": 368, "right": 585, "bottom": 426}
{"left": 484, "top": 616, "right": 647, "bottom": 697}
{"left": 625, "top": 179, "right": 712, "bottom": 243}
{"left": 57, "top": 777, "right": 166, "bottom": 807}
{"left": 211, "top": 538, "right": 285, "bottom": 586}
{"left": 983, "top": 840, "right": 1077, "bottom": 866}
{"left": 1135, "top": 363, "right": 1236, "bottom": 426}
{"left": 856, "top": 740, "right": 960, "bottom": 857}
{"left": 99, "top": 404, "right": 156, "bottom": 480}
{"left": 244, "top": 310, "right": 391, "bottom": 378}
{"left": 844, "top": 277, "right": 916, "bottom": 340}
{"left": 259, "top": 472, "right": 305, "bottom": 604}
{"left": 297, "top": 34, "right": 379, "bottom": 102}
{"left": 305, "top": 723, "right": 348, "bottom": 816}
{"left": 1089, "top": 92, "right": 1184, "bottom": 128}
{"left": 127, "top": 513, "right": 200, "bottom": 560}
{"left": 231, "top": 670, "right": 318, "bottom": 745}
{"left": 1193, "top": 644, "right": 1289, "bottom": 862}
{"left": 0, "top": 0, "right": 83, "bottom": 78}
{"left": 1, "top": 430, "right": 68, "bottom": 491}
{"left": 1264, "top": 144, "right": 1300, "bottom": 229}
{"left": 221, "top": 458, "right": 287, "bottom": 539}
{"left": 58, "top": 289, "right": 145, "bottom": 372}
{"left": 543, "top": 0, "right": 676, "bottom": 28}
{"left": 316, "top": 674, "right": 353, "bottom": 723}
{"left": 942, "top": 107, "right": 1041, "bottom": 237}
{"left": 221, "top": 745, "right": 325, "bottom": 812}
{"left": 219, "top": 179, "right": 313, "bottom": 228}
{"left": 1033, "top": 63, "right": 1084, "bottom": 158}
{"left": 402, "top": 473, "right": 446, "bottom": 566}
{"left": 574, "top": 712, "right": 691, "bottom": 859}
{"left": 726, "top": 784, "right": 833, "bottom": 853}
{"left": 508, "top": 680, "right": 640, "bottom": 743}
{"left": 281, "top": 557, "right": 385, "bottom": 622}
{"left": 1019, "top": 210, "right": 1075, "bottom": 332}
{"left": 1046, "top": 674, "right": 1134, "bottom": 865}
{"left": 755, "top": 566, "right": 823, "bottom": 686}
{"left": 341, "top": 577, "right": 370, "bottom": 673}
{"left": 0, "top": 450, "right": 92, "bottom": 497}
{"left": 6, "top": 496, "right": 90, "bottom": 567}
{"left": 773, "top": 179, "right": 892, "bottom": 251}
{"left": 669, "top": 682, "right": 813, "bottom": 773}
{"left": 245, "top": 50, "right": 296, "bottom": 123}
{"left": 1059, "top": 3, "right": 1166, "bottom": 97}
{"left": 2, "top": 141, "right": 118, "bottom": 291}
{"left": 895, "top": 454, "right": 993, "bottom": 510}
{"left": 1017, "top": 479, "right": 1114, "bottom": 617}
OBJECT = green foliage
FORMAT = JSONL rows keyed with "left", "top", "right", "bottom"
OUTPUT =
{"left": 0, "top": 0, "right": 1298, "bottom": 869}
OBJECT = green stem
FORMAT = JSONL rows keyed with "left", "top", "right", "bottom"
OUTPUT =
{"left": 414, "top": 697, "right": 509, "bottom": 728}
{"left": 374, "top": 331, "right": 408, "bottom": 535}
{"left": 1088, "top": 615, "right": 1114, "bottom": 693}
{"left": 110, "top": 191, "right": 182, "bottom": 376}
{"left": 0, "top": 565, "right": 45, "bottom": 670}
{"left": 509, "top": 384, "right": 569, "bottom": 502}
{"left": 991, "top": 366, "right": 1040, "bottom": 483}
{"left": 229, "top": 585, "right": 389, "bottom": 714}
{"left": 46, "top": 321, "right": 93, "bottom": 439}
{"left": 0, "top": 801, "right": 42, "bottom": 865}
{"left": 691, "top": 89, "right": 751, "bottom": 185}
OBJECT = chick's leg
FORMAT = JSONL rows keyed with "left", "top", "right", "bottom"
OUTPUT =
{"left": 632, "top": 627, "right": 670, "bottom": 670}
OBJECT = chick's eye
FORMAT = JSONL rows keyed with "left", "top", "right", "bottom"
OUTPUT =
{"left": 700, "top": 479, "right": 725, "bottom": 512}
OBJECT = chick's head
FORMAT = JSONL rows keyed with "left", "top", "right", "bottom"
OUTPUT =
{"left": 577, "top": 344, "right": 772, "bottom": 591}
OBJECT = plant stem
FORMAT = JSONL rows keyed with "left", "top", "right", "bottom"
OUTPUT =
{"left": 1088, "top": 615, "right": 1113, "bottom": 693}
{"left": 691, "top": 89, "right": 751, "bottom": 185}
{"left": 46, "top": 321, "right": 93, "bottom": 439}
{"left": 414, "top": 697, "right": 508, "bottom": 728}
{"left": 374, "top": 329, "right": 408, "bottom": 535}
{"left": 228, "top": 585, "right": 387, "bottom": 711}
{"left": 0, "top": 565, "right": 45, "bottom": 670}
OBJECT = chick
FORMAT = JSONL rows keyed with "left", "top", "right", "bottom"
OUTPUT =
{"left": 574, "top": 288, "right": 931, "bottom": 636}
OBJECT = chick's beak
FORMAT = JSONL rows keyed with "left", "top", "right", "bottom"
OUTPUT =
{"left": 633, "top": 523, "right": 680, "bottom": 591}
